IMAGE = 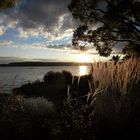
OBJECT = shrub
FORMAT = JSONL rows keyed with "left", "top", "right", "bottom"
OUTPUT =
{"left": 57, "top": 100, "right": 96, "bottom": 140}
{"left": 62, "top": 70, "right": 73, "bottom": 85}
{"left": 43, "top": 71, "right": 62, "bottom": 84}
{"left": 20, "top": 97, "right": 55, "bottom": 117}
{"left": 0, "top": 95, "right": 57, "bottom": 140}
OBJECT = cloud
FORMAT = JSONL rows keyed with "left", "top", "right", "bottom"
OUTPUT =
{"left": 5, "top": 17, "right": 18, "bottom": 29}
{"left": 0, "top": 13, "right": 18, "bottom": 30}
{"left": 1, "top": 0, "right": 79, "bottom": 41}
{"left": 18, "top": 0, "right": 71, "bottom": 29}
{"left": 18, "top": 27, "right": 29, "bottom": 38}
{"left": 0, "top": 40, "right": 13, "bottom": 46}
{"left": 10, "top": 42, "right": 73, "bottom": 50}
{"left": 17, "top": 25, "right": 73, "bottom": 42}
{"left": 0, "top": 25, "right": 6, "bottom": 35}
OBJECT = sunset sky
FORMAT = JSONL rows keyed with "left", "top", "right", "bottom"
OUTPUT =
{"left": 0, "top": 0, "right": 116, "bottom": 63}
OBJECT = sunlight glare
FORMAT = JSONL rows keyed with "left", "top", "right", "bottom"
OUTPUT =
{"left": 76, "top": 53, "right": 92, "bottom": 63}
{"left": 79, "top": 66, "right": 88, "bottom": 76}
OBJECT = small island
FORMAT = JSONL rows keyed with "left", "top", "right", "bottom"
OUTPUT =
{"left": 0, "top": 62, "right": 91, "bottom": 67}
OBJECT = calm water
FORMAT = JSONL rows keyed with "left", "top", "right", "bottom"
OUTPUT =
{"left": 0, "top": 66, "right": 90, "bottom": 93}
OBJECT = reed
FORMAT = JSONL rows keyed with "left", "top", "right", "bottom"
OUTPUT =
{"left": 88, "top": 57, "right": 140, "bottom": 139}
{"left": 90, "top": 57, "right": 140, "bottom": 95}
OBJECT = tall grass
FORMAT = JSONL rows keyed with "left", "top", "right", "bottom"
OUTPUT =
{"left": 88, "top": 57, "right": 140, "bottom": 139}
{"left": 90, "top": 57, "right": 140, "bottom": 95}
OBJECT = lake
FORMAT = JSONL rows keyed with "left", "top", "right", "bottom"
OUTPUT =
{"left": 0, "top": 66, "right": 91, "bottom": 93}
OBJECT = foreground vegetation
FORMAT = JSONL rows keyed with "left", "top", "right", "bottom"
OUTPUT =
{"left": 0, "top": 58, "right": 140, "bottom": 140}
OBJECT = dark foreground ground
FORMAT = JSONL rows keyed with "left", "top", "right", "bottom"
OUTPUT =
{"left": 0, "top": 60, "right": 140, "bottom": 140}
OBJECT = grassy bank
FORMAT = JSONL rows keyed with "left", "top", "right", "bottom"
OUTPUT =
{"left": 0, "top": 58, "right": 140, "bottom": 140}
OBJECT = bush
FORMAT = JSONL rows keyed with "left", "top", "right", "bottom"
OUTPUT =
{"left": 58, "top": 100, "right": 96, "bottom": 140}
{"left": 0, "top": 95, "right": 57, "bottom": 140}
{"left": 43, "top": 71, "right": 63, "bottom": 84}
{"left": 20, "top": 97, "right": 55, "bottom": 117}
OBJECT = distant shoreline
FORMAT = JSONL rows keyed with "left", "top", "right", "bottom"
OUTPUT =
{"left": 0, "top": 62, "right": 91, "bottom": 67}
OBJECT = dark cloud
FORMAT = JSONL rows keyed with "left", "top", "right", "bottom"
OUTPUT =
{"left": 19, "top": 0, "right": 70, "bottom": 28}
{"left": 60, "top": 13, "right": 80, "bottom": 32}
{"left": 1, "top": 0, "right": 78, "bottom": 38}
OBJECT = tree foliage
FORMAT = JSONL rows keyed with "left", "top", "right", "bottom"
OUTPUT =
{"left": 68, "top": 0, "right": 140, "bottom": 57}
{"left": 0, "top": 0, "right": 17, "bottom": 9}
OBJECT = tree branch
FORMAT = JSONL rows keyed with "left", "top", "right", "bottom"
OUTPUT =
{"left": 123, "top": 18, "right": 140, "bottom": 34}
{"left": 131, "top": 3, "right": 140, "bottom": 24}
{"left": 93, "top": 8, "right": 107, "bottom": 14}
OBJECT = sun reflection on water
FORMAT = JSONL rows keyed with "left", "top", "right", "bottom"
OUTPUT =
{"left": 79, "top": 66, "right": 89, "bottom": 76}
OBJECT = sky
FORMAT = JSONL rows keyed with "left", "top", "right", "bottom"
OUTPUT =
{"left": 0, "top": 0, "right": 113, "bottom": 64}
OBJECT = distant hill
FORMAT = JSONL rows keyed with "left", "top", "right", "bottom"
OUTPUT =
{"left": 0, "top": 62, "right": 91, "bottom": 66}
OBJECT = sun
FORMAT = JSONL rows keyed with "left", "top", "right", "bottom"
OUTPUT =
{"left": 76, "top": 52, "right": 92, "bottom": 63}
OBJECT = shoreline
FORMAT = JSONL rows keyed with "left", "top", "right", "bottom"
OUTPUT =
{"left": 0, "top": 62, "right": 92, "bottom": 67}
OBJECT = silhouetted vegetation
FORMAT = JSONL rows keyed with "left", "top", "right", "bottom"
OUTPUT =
{"left": 13, "top": 71, "right": 91, "bottom": 106}
{"left": 0, "top": 58, "right": 140, "bottom": 139}
{"left": 0, "top": 0, "right": 17, "bottom": 9}
{"left": 110, "top": 55, "right": 120, "bottom": 64}
{"left": 68, "top": 0, "right": 140, "bottom": 57}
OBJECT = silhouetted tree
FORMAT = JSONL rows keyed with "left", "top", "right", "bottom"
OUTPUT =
{"left": 0, "top": 0, "right": 17, "bottom": 9}
{"left": 68, "top": 0, "right": 140, "bottom": 57}
{"left": 111, "top": 55, "right": 120, "bottom": 64}
{"left": 112, "top": 55, "right": 119, "bottom": 61}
